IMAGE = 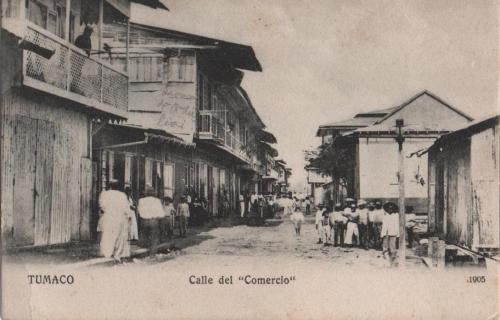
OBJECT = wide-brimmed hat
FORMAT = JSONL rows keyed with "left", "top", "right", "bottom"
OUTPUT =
{"left": 108, "top": 178, "right": 119, "bottom": 185}
{"left": 335, "top": 203, "right": 342, "bottom": 209}
{"left": 367, "top": 202, "right": 375, "bottom": 208}
{"left": 383, "top": 202, "right": 399, "bottom": 213}
{"left": 357, "top": 199, "right": 367, "bottom": 206}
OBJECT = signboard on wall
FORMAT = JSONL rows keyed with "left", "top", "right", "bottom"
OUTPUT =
{"left": 156, "top": 82, "right": 197, "bottom": 143}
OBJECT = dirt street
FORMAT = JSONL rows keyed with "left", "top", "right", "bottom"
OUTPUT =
{"left": 2, "top": 217, "right": 497, "bottom": 320}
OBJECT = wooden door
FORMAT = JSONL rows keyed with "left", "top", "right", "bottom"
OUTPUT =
{"left": 12, "top": 116, "right": 38, "bottom": 246}
{"left": 34, "top": 120, "right": 55, "bottom": 245}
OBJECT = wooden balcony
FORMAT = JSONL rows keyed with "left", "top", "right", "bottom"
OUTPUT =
{"left": 3, "top": 19, "right": 128, "bottom": 119}
{"left": 198, "top": 110, "right": 251, "bottom": 163}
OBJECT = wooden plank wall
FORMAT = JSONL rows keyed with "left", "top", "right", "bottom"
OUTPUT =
{"left": 444, "top": 141, "right": 471, "bottom": 245}
{"left": 1, "top": 87, "right": 90, "bottom": 247}
{"left": 470, "top": 125, "right": 499, "bottom": 248}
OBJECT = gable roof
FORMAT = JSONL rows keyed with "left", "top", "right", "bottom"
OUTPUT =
{"left": 375, "top": 90, "right": 473, "bottom": 125}
{"left": 316, "top": 106, "right": 397, "bottom": 137}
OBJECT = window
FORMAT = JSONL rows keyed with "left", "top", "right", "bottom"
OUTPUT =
{"left": 129, "top": 56, "right": 163, "bottom": 82}
{"left": 163, "top": 163, "right": 174, "bottom": 198}
{"left": 108, "top": 151, "right": 115, "bottom": 182}
{"left": 220, "top": 169, "right": 226, "bottom": 188}
{"left": 167, "top": 54, "right": 195, "bottom": 82}
{"left": 145, "top": 159, "right": 153, "bottom": 187}
{"left": 28, "top": 0, "right": 48, "bottom": 29}
{"left": 124, "top": 155, "right": 132, "bottom": 187}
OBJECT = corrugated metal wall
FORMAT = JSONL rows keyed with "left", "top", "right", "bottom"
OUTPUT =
{"left": 1, "top": 87, "right": 90, "bottom": 247}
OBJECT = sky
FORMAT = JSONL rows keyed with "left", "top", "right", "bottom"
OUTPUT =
{"left": 133, "top": 0, "right": 498, "bottom": 192}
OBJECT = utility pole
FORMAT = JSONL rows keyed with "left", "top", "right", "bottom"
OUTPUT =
{"left": 395, "top": 119, "right": 406, "bottom": 268}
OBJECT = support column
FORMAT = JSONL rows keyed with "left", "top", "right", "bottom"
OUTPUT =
{"left": 396, "top": 119, "right": 406, "bottom": 268}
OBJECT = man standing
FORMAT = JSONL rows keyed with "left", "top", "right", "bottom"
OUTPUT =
{"left": 343, "top": 204, "right": 359, "bottom": 247}
{"left": 367, "top": 202, "right": 376, "bottom": 248}
{"left": 357, "top": 200, "right": 369, "bottom": 249}
{"left": 162, "top": 197, "right": 176, "bottom": 240}
{"left": 315, "top": 204, "right": 326, "bottom": 244}
{"left": 98, "top": 180, "right": 131, "bottom": 262}
{"left": 177, "top": 196, "right": 191, "bottom": 237}
{"left": 305, "top": 197, "right": 311, "bottom": 215}
{"left": 372, "top": 201, "right": 385, "bottom": 250}
{"left": 381, "top": 202, "right": 400, "bottom": 266}
{"left": 137, "top": 191, "right": 165, "bottom": 256}
{"left": 239, "top": 193, "right": 245, "bottom": 218}
{"left": 330, "top": 203, "right": 346, "bottom": 247}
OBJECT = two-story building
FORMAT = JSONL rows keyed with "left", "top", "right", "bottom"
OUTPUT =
{"left": 1, "top": 0, "right": 166, "bottom": 248}
{"left": 315, "top": 91, "right": 473, "bottom": 212}
{"left": 93, "top": 22, "right": 271, "bottom": 228}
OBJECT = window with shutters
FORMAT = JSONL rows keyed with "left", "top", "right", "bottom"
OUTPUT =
{"left": 129, "top": 56, "right": 163, "bottom": 83}
{"left": 163, "top": 163, "right": 174, "bottom": 198}
{"left": 167, "top": 54, "right": 195, "bottom": 83}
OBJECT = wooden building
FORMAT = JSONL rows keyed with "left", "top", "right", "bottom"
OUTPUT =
{"left": 426, "top": 115, "right": 499, "bottom": 252}
{"left": 316, "top": 91, "right": 473, "bottom": 212}
{"left": 93, "top": 22, "right": 278, "bottom": 222}
{"left": 0, "top": 0, "right": 166, "bottom": 248}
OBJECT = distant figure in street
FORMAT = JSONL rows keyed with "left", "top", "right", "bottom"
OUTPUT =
{"left": 290, "top": 206, "right": 305, "bottom": 236}
{"left": 124, "top": 186, "right": 139, "bottom": 241}
{"left": 367, "top": 202, "right": 376, "bottom": 248}
{"left": 177, "top": 196, "right": 191, "bottom": 237}
{"left": 330, "top": 203, "right": 347, "bottom": 247}
{"left": 381, "top": 202, "right": 400, "bottom": 266}
{"left": 98, "top": 180, "right": 131, "bottom": 262}
{"left": 162, "top": 197, "right": 176, "bottom": 240}
{"left": 305, "top": 197, "right": 311, "bottom": 215}
{"left": 283, "top": 193, "right": 296, "bottom": 217}
{"left": 343, "top": 204, "right": 359, "bottom": 247}
{"left": 357, "top": 200, "right": 369, "bottom": 249}
{"left": 315, "top": 204, "right": 326, "bottom": 244}
{"left": 137, "top": 191, "right": 164, "bottom": 256}
{"left": 239, "top": 193, "right": 245, "bottom": 218}
{"left": 321, "top": 206, "right": 332, "bottom": 245}
{"left": 372, "top": 201, "right": 385, "bottom": 250}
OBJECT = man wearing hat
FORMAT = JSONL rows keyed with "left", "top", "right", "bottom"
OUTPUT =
{"left": 357, "top": 200, "right": 369, "bottom": 249}
{"left": 343, "top": 203, "right": 359, "bottom": 247}
{"left": 381, "top": 202, "right": 400, "bottom": 266}
{"left": 315, "top": 204, "right": 326, "bottom": 244}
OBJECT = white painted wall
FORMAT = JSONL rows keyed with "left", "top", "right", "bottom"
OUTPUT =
{"left": 359, "top": 138, "right": 434, "bottom": 199}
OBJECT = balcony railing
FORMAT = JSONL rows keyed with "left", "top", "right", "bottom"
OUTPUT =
{"left": 3, "top": 18, "right": 128, "bottom": 118}
{"left": 198, "top": 110, "right": 251, "bottom": 163}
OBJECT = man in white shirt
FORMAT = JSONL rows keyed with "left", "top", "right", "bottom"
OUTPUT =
{"left": 330, "top": 203, "right": 347, "bottom": 247}
{"left": 357, "top": 200, "right": 369, "bottom": 249}
{"left": 372, "top": 201, "right": 385, "bottom": 250}
{"left": 239, "top": 194, "right": 245, "bottom": 218}
{"left": 315, "top": 204, "right": 326, "bottom": 244}
{"left": 381, "top": 202, "right": 400, "bottom": 266}
{"left": 177, "top": 196, "right": 191, "bottom": 237}
{"left": 138, "top": 191, "right": 165, "bottom": 256}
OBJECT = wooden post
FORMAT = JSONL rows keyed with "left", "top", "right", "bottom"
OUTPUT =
{"left": 396, "top": 119, "right": 406, "bottom": 267}
{"left": 65, "top": 0, "right": 71, "bottom": 90}
{"left": 65, "top": 0, "right": 71, "bottom": 41}
{"left": 126, "top": 18, "right": 130, "bottom": 73}
{"left": 98, "top": 0, "right": 103, "bottom": 54}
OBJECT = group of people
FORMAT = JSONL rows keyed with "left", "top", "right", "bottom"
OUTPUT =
{"left": 315, "top": 199, "right": 401, "bottom": 265}
{"left": 239, "top": 191, "right": 279, "bottom": 220}
{"left": 97, "top": 180, "right": 191, "bottom": 262}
